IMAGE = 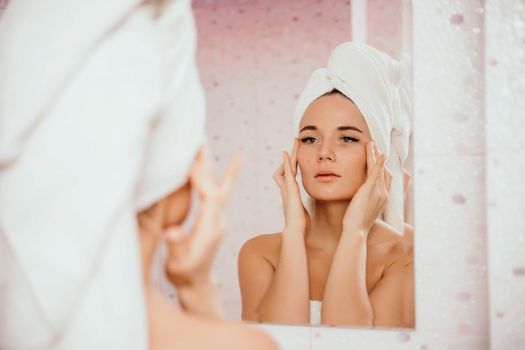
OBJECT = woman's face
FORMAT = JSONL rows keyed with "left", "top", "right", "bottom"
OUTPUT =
{"left": 297, "top": 93, "right": 372, "bottom": 201}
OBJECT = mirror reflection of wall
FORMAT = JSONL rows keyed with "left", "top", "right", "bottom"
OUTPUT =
{"left": 154, "top": 0, "right": 414, "bottom": 328}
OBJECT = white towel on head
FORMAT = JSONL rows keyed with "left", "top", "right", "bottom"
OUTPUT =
{"left": 294, "top": 42, "right": 411, "bottom": 233}
{"left": 0, "top": 0, "right": 205, "bottom": 349}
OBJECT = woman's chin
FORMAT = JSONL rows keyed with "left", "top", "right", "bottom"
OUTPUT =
{"left": 305, "top": 189, "right": 353, "bottom": 202}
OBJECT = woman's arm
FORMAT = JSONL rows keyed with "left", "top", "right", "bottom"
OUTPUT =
{"left": 238, "top": 232, "right": 310, "bottom": 324}
{"left": 322, "top": 243, "right": 414, "bottom": 327}
{"left": 239, "top": 143, "right": 311, "bottom": 324}
{"left": 369, "top": 260, "right": 414, "bottom": 328}
{"left": 161, "top": 149, "right": 241, "bottom": 319}
{"left": 321, "top": 228, "right": 373, "bottom": 326}
{"left": 321, "top": 142, "right": 392, "bottom": 326}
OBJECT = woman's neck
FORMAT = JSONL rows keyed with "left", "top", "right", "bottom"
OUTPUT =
{"left": 306, "top": 199, "right": 350, "bottom": 250}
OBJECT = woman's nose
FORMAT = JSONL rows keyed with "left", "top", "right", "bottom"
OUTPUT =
{"left": 317, "top": 144, "right": 335, "bottom": 162}
{"left": 317, "top": 153, "right": 334, "bottom": 161}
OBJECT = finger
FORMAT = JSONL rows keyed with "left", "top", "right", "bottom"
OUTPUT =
{"left": 366, "top": 141, "right": 377, "bottom": 177}
{"left": 273, "top": 163, "right": 285, "bottom": 188}
{"left": 403, "top": 168, "right": 411, "bottom": 193}
{"left": 200, "top": 146, "right": 216, "bottom": 175}
{"left": 282, "top": 151, "right": 294, "bottom": 187}
{"left": 374, "top": 146, "right": 389, "bottom": 193}
{"left": 384, "top": 167, "right": 393, "bottom": 193}
{"left": 165, "top": 226, "right": 186, "bottom": 260}
{"left": 374, "top": 143, "right": 381, "bottom": 158}
{"left": 367, "top": 153, "right": 386, "bottom": 186}
{"left": 290, "top": 138, "right": 299, "bottom": 177}
{"left": 378, "top": 167, "right": 387, "bottom": 194}
{"left": 192, "top": 212, "right": 227, "bottom": 252}
{"left": 200, "top": 146, "right": 215, "bottom": 175}
{"left": 191, "top": 147, "right": 219, "bottom": 196}
{"left": 219, "top": 153, "right": 243, "bottom": 197}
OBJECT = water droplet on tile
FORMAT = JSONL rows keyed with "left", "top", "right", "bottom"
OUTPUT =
{"left": 458, "top": 322, "right": 471, "bottom": 333}
{"left": 450, "top": 14, "right": 464, "bottom": 25}
{"left": 513, "top": 266, "right": 525, "bottom": 277}
{"left": 397, "top": 332, "right": 411, "bottom": 343}
{"left": 452, "top": 194, "right": 466, "bottom": 204}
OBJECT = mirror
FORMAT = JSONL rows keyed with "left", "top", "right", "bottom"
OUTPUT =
{"left": 155, "top": 0, "right": 414, "bottom": 329}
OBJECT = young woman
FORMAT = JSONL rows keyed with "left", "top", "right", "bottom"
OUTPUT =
{"left": 238, "top": 43, "right": 414, "bottom": 328}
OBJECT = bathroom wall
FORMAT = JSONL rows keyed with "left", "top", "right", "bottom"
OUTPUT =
{"left": 485, "top": 0, "right": 525, "bottom": 348}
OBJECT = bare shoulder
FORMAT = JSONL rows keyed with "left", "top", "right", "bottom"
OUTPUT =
{"left": 239, "top": 232, "right": 282, "bottom": 267}
{"left": 157, "top": 310, "right": 278, "bottom": 350}
{"left": 369, "top": 220, "right": 413, "bottom": 268}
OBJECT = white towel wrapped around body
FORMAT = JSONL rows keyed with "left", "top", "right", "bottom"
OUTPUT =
{"left": 0, "top": 1, "right": 205, "bottom": 349}
{"left": 294, "top": 42, "right": 412, "bottom": 233}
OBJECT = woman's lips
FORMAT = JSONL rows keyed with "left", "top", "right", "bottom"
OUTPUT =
{"left": 314, "top": 172, "right": 341, "bottom": 181}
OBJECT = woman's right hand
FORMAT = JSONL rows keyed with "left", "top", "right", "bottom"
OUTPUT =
{"left": 273, "top": 139, "right": 310, "bottom": 234}
{"left": 164, "top": 148, "right": 241, "bottom": 289}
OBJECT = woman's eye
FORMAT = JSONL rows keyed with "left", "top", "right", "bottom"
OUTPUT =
{"left": 341, "top": 136, "right": 359, "bottom": 143}
{"left": 300, "top": 136, "right": 317, "bottom": 144}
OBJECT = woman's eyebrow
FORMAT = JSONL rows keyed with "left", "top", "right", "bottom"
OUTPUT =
{"left": 300, "top": 125, "right": 317, "bottom": 132}
{"left": 300, "top": 125, "right": 363, "bottom": 133}
{"left": 338, "top": 126, "right": 363, "bottom": 133}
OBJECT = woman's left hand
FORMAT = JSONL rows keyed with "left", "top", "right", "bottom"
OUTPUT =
{"left": 164, "top": 147, "right": 242, "bottom": 289}
{"left": 342, "top": 141, "right": 392, "bottom": 236}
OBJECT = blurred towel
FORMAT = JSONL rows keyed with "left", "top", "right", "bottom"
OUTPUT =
{"left": 0, "top": 0, "right": 205, "bottom": 349}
